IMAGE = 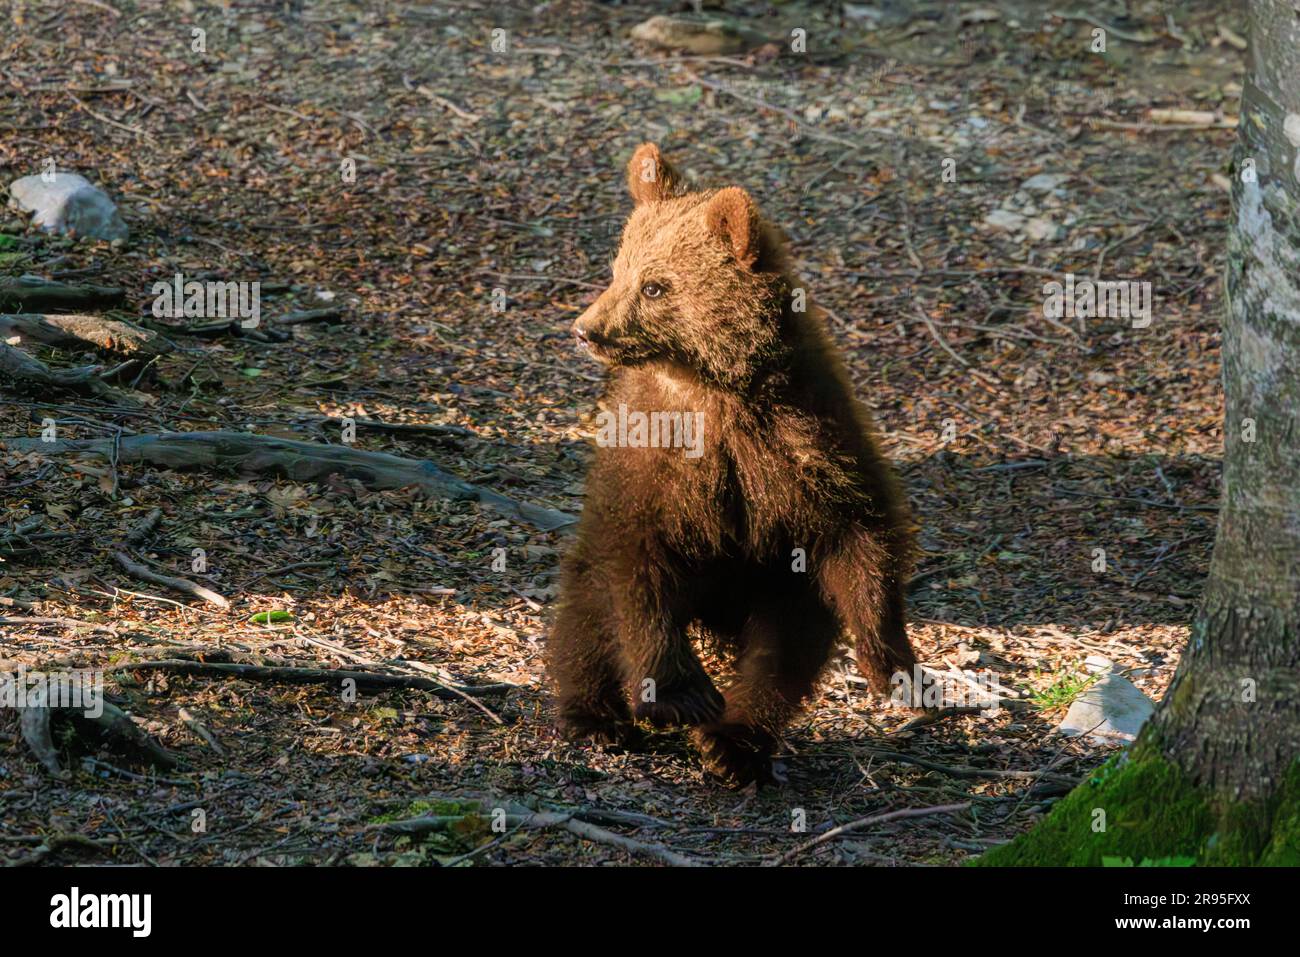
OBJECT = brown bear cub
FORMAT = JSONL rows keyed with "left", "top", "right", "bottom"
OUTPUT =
{"left": 548, "top": 143, "right": 919, "bottom": 785}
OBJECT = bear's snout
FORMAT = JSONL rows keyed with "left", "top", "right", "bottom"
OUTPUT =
{"left": 572, "top": 296, "right": 621, "bottom": 362}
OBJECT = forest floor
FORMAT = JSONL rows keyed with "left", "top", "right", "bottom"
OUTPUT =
{"left": 0, "top": 0, "right": 1244, "bottom": 865}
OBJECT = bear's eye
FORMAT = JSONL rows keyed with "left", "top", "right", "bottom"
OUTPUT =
{"left": 641, "top": 282, "right": 666, "bottom": 300}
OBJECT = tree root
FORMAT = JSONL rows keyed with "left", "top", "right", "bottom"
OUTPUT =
{"left": 0, "top": 276, "right": 126, "bottom": 312}
{"left": 0, "top": 341, "right": 143, "bottom": 406}
{"left": 1, "top": 672, "right": 178, "bottom": 777}
{"left": 2, "top": 430, "right": 576, "bottom": 531}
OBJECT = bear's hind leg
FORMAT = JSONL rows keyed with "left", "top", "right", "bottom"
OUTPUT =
{"left": 691, "top": 596, "right": 838, "bottom": 786}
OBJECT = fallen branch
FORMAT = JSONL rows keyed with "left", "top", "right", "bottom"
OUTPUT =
{"left": 294, "top": 631, "right": 503, "bottom": 725}
{"left": 0, "top": 341, "right": 142, "bottom": 406}
{"left": 112, "top": 551, "right": 229, "bottom": 608}
{"left": 0, "top": 616, "right": 116, "bottom": 634}
{"left": 0, "top": 313, "right": 167, "bottom": 359}
{"left": 274, "top": 307, "right": 343, "bottom": 325}
{"left": 122, "top": 507, "right": 163, "bottom": 546}
{"left": 7, "top": 833, "right": 119, "bottom": 867}
{"left": 772, "top": 802, "right": 971, "bottom": 865}
{"left": 108, "top": 658, "right": 515, "bottom": 700}
{"left": 318, "top": 416, "right": 475, "bottom": 442}
{"left": 376, "top": 799, "right": 704, "bottom": 867}
{"left": 559, "top": 815, "right": 703, "bottom": 867}
{"left": 2, "top": 430, "right": 576, "bottom": 532}
{"left": 1, "top": 673, "right": 178, "bottom": 776}
{"left": 0, "top": 276, "right": 126, "bottom": 312}
{"left": 890, "top": 706, "right": 983, "bottom": 734}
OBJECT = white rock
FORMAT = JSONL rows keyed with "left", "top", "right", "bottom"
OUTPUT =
{"left": 1058, "top": 655, "right": 1154, "bottom": 745}
{"left": 843, "top": 4, "right": 886, "bottom": 23}
{"left": 1020, "top": 172, "right": 1070, "bottom": 192}
{"left": 1023, "top": 216, "right": 1062, "bottom": 241}
{"left": 983, "top": 208, "right": 1026, "bottom": 232}
{"left": 1283, "top": 113, "right": 1300, "bottom": 149}
{"left": 8, "top": 173, "right": 128, "bottom": 242}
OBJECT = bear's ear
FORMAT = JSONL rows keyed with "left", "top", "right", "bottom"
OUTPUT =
{"left": 627, "top": 143, "right": 682, "bottom": 206}
{"left": 704, "top": 187, "right": 762, "bottom": 270}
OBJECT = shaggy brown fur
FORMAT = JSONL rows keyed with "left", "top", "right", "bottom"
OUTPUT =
{"left": 548, "top": 143, "right": 919, "bottom": 785}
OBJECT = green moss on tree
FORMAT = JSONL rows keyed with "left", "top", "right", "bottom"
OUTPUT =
{"left": 974, "top": 748, "right": 1300, "bottom": 866}
{"left": 975, "top": 748, "right": 1213, "bottom": 866}
{"left": 1258, "top": 764, "right": 1300, "bottom": 866}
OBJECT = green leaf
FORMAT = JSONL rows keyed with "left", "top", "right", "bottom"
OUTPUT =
{"left": 250, "top": 610, "right": 294, "bottom": 624}
{"left": 654, "top": 85, "right": 703, "bottom": 106}
{"left": 241, "top": 367, "right": 265, "bottom": 377}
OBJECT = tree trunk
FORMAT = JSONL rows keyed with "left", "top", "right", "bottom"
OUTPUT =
{"left": 980, "top": 0, "right": 1300, "bottom": 865}
{"left": 1152, "top": 0, "right": 1300, "bottom": 799}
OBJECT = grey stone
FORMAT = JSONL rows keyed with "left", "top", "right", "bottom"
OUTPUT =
{"left": 983, "top": 208, "right": 1026, "bottom": 232}
{"left": 1023, "top": 216, "right": 1062, "bottom": 241}
{"left": 1020, "top": 172, "right": 1071, "bottom": 192}
{"left": 8, "top": 172, "right": 128, "bottom": 243}
{"left": 1058, "top": 655, "right": 1154, "bottom": 745}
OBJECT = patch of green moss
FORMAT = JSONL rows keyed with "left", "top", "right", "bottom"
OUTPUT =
{"left": 977, "top": 751, "right": 1300, "bottom": 867}
{"left": 367, "top": 798, "right": 481, "bottom": 825}
{"left": 1259, "top": 763, "right": 1300, "bottom": 866}
{"left": 1201, "top": 796, "right": 1273, "bottom": 865}
{"left": 974, "top": 748, "right": 1213, "bottom": 866}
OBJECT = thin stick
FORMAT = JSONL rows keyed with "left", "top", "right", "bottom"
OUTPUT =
{"left": 915, "top": 304, "right": 970, "bottom": 367}
{"left": 112, "top": 551, "right": 229, "bottom": 608}
{"left": 560, "top": 816, "right": 703, "bottom": 868}
{"left": 773, "top": 803, "right": 971, "bottom": 865}
{"left": 109, "top": 658, "right": 514, "bottom": 700}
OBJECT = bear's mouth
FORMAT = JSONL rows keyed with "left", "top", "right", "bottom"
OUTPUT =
{"left": 575, "top": 328, "right": 621, "bottom": 365}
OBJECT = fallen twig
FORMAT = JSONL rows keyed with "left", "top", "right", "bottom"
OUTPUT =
{"left": 109, "top": 658, "right": 514, "bottom": 700}
{"left": 377, "top": 801, "right": 704, "bottom": 867}
{"left": 112, "top": 551, "right": 229, "bottom": 608}
{"left": 772, "top": 803, "right": 972, "bottom": 865}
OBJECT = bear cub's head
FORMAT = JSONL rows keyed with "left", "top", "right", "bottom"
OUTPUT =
{"left": 573, "top": 143, "right": 793, "bottom": 387}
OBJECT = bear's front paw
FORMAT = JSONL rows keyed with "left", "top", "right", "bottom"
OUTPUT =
{"left": 557, "top": 709, "right": 644, "bottom": 751}
{"left": 691, "top": 723, "right": 778, "bottom": 788}
{"left": 632, "top": 679, "right": 725, "bottom": 728}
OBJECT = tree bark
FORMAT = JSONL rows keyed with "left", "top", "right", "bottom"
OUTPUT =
{"left": 1146, "top": 0, "right": 1300, "bottom": 802}
{"left": 979, "top": 0, "right": 1300, "bottom": 865}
